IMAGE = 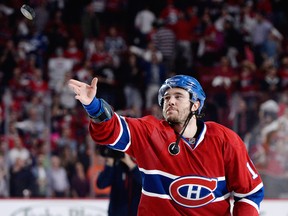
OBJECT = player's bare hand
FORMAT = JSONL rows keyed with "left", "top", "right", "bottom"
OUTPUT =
{"left": 68, "top": 77, "right": 98, "bottom": 105}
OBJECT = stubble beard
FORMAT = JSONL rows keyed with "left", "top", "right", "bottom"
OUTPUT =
{"left": 164, "top": 109, "right": 189, "bottom": 126}
{"left": 166, "top": 116, "right": 180, "bottom": 125}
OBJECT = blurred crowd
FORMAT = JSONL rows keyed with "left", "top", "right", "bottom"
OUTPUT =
{"left": 0, "top": 0, "right": 288, "bottom": 199}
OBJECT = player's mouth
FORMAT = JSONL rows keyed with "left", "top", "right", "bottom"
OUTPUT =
{"left": 166, "top": 107, "right": 177, "bottom": 115}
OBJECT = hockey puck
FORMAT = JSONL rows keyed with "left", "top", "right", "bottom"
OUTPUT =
{"left": 20, "top": 4, "right": 36, "bottom": 20}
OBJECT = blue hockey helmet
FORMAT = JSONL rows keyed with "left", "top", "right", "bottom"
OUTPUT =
{"left": 158, "top": 75, "right": 206, "bottom": 113}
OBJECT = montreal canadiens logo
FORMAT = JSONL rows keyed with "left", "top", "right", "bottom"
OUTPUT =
{"left": 169, "top": 176, "right": 217, "bottom": 208}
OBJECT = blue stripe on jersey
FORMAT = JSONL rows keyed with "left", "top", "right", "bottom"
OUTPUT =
{"left": 140, "top": 169, "right": 229, "bottom": 200}
{"left": 141, "top": 171, "right": 172, "bottom": 195}
{"left": 234, "top": 184, "right": 264, "bottom": 208}
{"left": 213, "top": 179, "right": 229, "bottom": 198}
{"left": 108, "top": 115, "right": 131, "bottom": 151}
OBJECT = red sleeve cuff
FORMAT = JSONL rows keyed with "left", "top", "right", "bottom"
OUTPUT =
{"left": 233, "top": 200, "right": 259, "bottom": 216}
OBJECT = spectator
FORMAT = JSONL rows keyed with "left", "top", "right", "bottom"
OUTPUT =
{"left": 14, "top": 106, "right": 46, "bottom": 141}
{"left": 261, "top": 28, "right": 283, "bottom": 67}
{"left": 210, "top": 56, "right": 238, "bottom": 126}
{"left": 81, "top": 2, "right": 100, "bottom": 40}
{"left": 251, "top": 96, "right": 288, "bottom": 198}
{"left": 87, "top": 149, "right": 111, "bottom": 198}
{"left": 259, "top": 61, "right": 281, "bottom": 95}
{"left": 197, "top": 10, "right": 223, "bottom": 67}
{"left": 60, "top": 144, "right": 78, "bottom": 189}
{"left": 261, "top": 129, "right": 288, "bottom": 198}
{"left": 104, "top": 26, "right": 127, "bottom": 68}
{"left": 143, "top": 52, "right": 166, "bottom": 112}
{"left": 158, "top": 0, "right": 180, "bottom": 31}
{"left": 32, "top": 154, "right": 49, "bottom": 197}
{"left": 235, "top": 60, "right": 259, "bottom": 133}
{"left": 16, "top": 17, "right": 31, "bottom": 40}
{"left": 8, "top": 66, "right": 31, "bottom": 101}
{"left": 94, "top": 56, "right": 120, "bottom": 109}
{"left": 0, "top": 39, "right": 18, "bottom": 89}
{"left": 89, "top": 39, "right": 113, "bottom": 70}
{"left": 55, "top": 72, "right": 78, "bottom": 110}
{"left": 250, "top": 11, "right": 273, "bottom": 67}
{"left": 246, "top": 99, "right": 280, "bottom": 160}
{"left": 25, "top": 25, "right": 49, "bottom": 68}
{"left": 47, "top": 47, "right": 73, "bottom": 90}
{"left": 50, "top": 94, "right": 66, "bottom": 135}
{"left": 0, "top": 154, "right": 8, "bottom": 197}
{"left": 71, "top": 161, "right": 90, "bottom": 198}
{"left": 9, "top": 157, "right": 36, "bottom": 197}
{"left": 186, "top": 6, "right": 201, "bottom": 58}
{"left": 45, "top": 10, "right": 69, "bottom": 54}
{"left": 129, "top": 41, "right": 163, "bottom": 63}
{"left": 222, "top": 19, "right": 245, "bottom": 68}
{"left": 55, "top": 126, "right": 77, "bottom": 157}
{"left": 173, "top": 11, "right": 193, "bottom": 69}
{"left": 97, "top": 152, "right": 142, "bottom": 216}
{"left": 27, "top": 68, "right": 49, "bottom": 95}
{"left": 74, "top": 59, "right": 94, "bottom": 83}
{"left": 21, "top": 54, "right": 39, "bottom": 78}
{"left": 63, "top": 37, "right": 84, "bottom": 69}
{"left": 23, "top": 94, "right": 46, "bottom": 118}
{"left": 278, "top": 56, "right": 288, "bottom": 90}
{"left": 214, "top": 6, "right": 234, "bottom": 33}
{"left": 118, "top": 53, "right": 144, "bottom": 117}
{"left": 151, "top": 19, "right": 176, "bottom": 72}
{"left": 33, "top": 0, "right": 50, "bottom": 33}
{"left": 8, "top": 135, "right": 30, "bottom": 167}
{"left": 237, "top": 60, "right": 258, "bottom": 99}
{"left": 240, "top": 2, "right": 255, "bottom": 30}
{"left": 49, "top": 155, "right": 70, "bottom": 197}
{"left": 134, "top": 4, "right": 156, "bottom": 47}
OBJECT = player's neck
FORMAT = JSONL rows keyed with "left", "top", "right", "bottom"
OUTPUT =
{"left": 173, "top": 118, "right": 197, "bottom": 138}
{"left": 182, "top": 123, "right": 197, "bottom": 138}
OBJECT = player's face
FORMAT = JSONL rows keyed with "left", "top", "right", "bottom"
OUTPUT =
{"left": 162, "top": 88, "right": 191, "bottom": 124}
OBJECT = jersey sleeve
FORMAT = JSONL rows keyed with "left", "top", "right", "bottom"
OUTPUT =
{"left": 88, "top": 113, "right": 159, "bottom": 157}
{"left": 223, "top": 127, "right": 264, "bottom": 215}
{"left": 89, "top": 113, "right": 125, "bottom": 145}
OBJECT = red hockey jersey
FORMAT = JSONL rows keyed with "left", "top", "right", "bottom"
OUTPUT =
{"left": 89, "top": 113, "right": 264, "bottom": 216}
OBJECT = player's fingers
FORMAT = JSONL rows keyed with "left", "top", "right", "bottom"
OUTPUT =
{"left": 91, "top": 77, "right": 98, "bottom": 89}
{"left": 75, "top": 87, "right": 82, "bottom": 95}
{"left": 69, "top": 80, "right": 89, "bottom": 94}
{"left": 67, "top": 82, "right": 78, "bottom": 94}
{"left": 68, "top": 84, "right": 76, "bottom": 93}
{"left": 75, "top": 94, "right": 81, "bottom": 100}
{"left": 68, "top": 79, "right": 85, "bottom": 87}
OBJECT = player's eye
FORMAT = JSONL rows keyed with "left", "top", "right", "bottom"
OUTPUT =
{"left": 175, "top": 95, "right": 183, "bottom": 99}
{"left": 163, "top": 95, "right": 170, "bottom": 102}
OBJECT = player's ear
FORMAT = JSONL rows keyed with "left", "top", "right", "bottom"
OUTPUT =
{"left": 191, "top": 101, "right": 200, "bottom": 112}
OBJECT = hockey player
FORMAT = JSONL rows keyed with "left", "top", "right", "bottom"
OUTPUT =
{"left": 68, "top": 75, "right": 264, "bottom": 215}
